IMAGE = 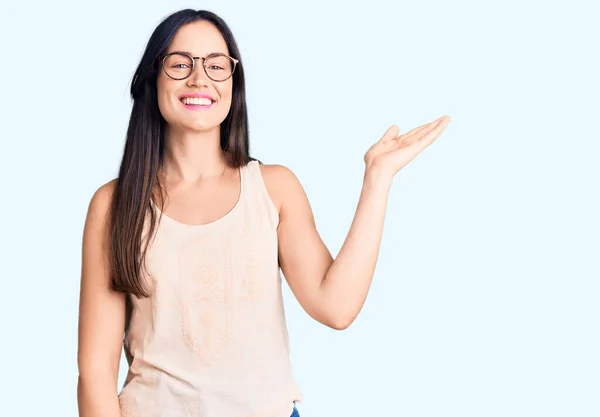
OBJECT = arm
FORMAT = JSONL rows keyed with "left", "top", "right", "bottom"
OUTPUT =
{"left": 273, "top": 116, "right": 451, "bottom": 330}
{"left": 77, "top": 180, "right": 126, "bottom": 417}
{"left": 273, "top": 165, "right": 391, "bottom": 330}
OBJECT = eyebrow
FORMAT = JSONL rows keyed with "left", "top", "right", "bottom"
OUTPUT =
{"left": 168, "top": 50, "right": 227, "bottom": 57}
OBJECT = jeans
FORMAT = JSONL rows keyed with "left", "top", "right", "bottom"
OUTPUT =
{"left": 291, "top": 404, "right": 300, "bottom": 417}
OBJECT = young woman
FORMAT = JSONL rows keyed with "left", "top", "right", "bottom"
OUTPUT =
{"left": 76, "top": 8, "right": 450, "bottom": 417}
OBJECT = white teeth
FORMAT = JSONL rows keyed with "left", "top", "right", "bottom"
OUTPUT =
{"left": 181, "top": 97, "right": 213, "bottom": 105}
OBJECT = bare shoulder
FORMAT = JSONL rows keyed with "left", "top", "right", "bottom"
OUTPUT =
{"left": 257, "top": 163, "right": 304, "bottom": 213}
{"left": 85, "top": 178, "right": 117, "bottom": 233}
{"left": 94, "top": 178, "right": 117, "bottom": 202}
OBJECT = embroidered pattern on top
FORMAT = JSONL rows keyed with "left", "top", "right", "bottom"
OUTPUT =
{"left": 178, "top": 234, "right": 233, "bottom": 364}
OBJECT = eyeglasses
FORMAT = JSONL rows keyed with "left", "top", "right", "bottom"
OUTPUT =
{"left": 157, "top": 52, "right": 239, "bottom": 82}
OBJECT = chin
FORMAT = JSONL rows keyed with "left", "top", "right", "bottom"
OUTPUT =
{"left": 187, "top": 120, "right": 222, "bottom": 132}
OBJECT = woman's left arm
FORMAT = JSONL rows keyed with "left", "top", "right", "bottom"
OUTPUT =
{"left": 275, "top": 116, "right": 451, "bottom": 330}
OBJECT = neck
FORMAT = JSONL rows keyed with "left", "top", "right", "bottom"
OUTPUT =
{"left": 160, "top": 124, "right": 232, "bottom": 185}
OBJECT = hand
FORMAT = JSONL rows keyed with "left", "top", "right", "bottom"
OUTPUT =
{"left": 364, "top": 115, "right": 451, "bottom": 178}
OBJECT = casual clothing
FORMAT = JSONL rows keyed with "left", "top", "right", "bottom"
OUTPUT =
{"left": 118, "top": 160, "right": 303, "bottom": 417}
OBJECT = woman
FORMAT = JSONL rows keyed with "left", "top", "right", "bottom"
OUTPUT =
{"left": 76, "top": 8, "right": 450, "bottom": 417}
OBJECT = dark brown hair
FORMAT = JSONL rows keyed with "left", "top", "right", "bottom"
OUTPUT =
{"left": 108, "top": 9, "right": 255, "bottom": 298}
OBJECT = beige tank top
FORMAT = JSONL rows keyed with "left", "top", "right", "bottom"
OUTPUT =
{"left": 118, "top": 160, "right": 303, "bottom": 417}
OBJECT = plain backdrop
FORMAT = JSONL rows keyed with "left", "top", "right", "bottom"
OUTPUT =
{"left": 0, "top": 1, "right": 598, "bottom": 416}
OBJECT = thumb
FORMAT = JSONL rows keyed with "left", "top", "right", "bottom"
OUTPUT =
{"left": 379, "top": 124, "right": 400, "bottom": 143}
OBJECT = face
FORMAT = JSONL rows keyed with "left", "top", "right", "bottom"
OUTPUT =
{"left": 157, "top": 20, "right": 234, "bottom": 133}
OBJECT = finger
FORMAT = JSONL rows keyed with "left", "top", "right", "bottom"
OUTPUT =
{"left": 400, "top": 115, "right": 449, "bottom": 142}
{"left": 378, "top": 125, "right": 400, "bottom": 144}
{"left": 414, "top": 116, "right": 451, "bottom": 149}
{"left": 396, "top": 118, "right": 441, "bottom": 136}
{"left": 417, "top": 116, "right": 450, "bottom": 143}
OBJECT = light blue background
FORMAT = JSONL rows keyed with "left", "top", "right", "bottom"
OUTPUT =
{"left": 1, "top": 1, "right": 598, "bottom": 416}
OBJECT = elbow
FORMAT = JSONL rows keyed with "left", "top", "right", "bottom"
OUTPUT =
{"left": 309, "top": 297, "right": 358, "bottom": 330}
{"left": 328, "top": 315, "right": 355, "bottom": 331}
{"left": 330, "top": 322, "right": 351, "bottom": 331}
{"left": 77, "top": 367, "right": 118, "bottom": 388}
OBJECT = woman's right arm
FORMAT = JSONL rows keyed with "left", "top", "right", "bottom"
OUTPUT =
{"left": 77, "top": 180, "right": 126, "bottom": 417}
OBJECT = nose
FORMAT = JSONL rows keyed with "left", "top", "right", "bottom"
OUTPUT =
{"left": 186, "top": 61, "right": 210, "bottom": 87}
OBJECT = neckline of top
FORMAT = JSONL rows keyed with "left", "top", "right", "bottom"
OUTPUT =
{"left": 150, "top": 161, "right": 252, "bottom": 231}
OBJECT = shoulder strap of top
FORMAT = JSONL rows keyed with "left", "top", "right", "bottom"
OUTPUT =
{"left": 242, "top": 160, "right": 279, "bottom": 227}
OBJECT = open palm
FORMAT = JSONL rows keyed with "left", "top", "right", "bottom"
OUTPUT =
{"left": 364, "top": 115, "right": 451, "bottom": 176}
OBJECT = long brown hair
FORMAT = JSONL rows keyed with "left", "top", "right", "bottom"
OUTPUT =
{"left": 108, "top": 9, "right": 255, "bottom": 298}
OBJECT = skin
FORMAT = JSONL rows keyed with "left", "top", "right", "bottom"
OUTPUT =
{"left": 77, "top": 19, "right": 451, "bottom": 417}
{"left": 271, "top": 117, "right": 450, "bottom": 330}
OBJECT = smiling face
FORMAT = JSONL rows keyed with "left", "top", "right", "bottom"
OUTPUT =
{"left": 157, "top": 20, "right": 234, "bottom": 133}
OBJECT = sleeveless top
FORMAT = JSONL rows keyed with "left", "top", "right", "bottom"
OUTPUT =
{"left": 117, "top": 160, "right": 303, "bottom": 417}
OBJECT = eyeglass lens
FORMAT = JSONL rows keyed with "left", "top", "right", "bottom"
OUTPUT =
{"left": 163, "top": 53, "right": 234, "bottom": 81}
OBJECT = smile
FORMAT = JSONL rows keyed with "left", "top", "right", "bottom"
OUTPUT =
{"left": 180, "top": 97, "right": 215, "bottom": 110}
